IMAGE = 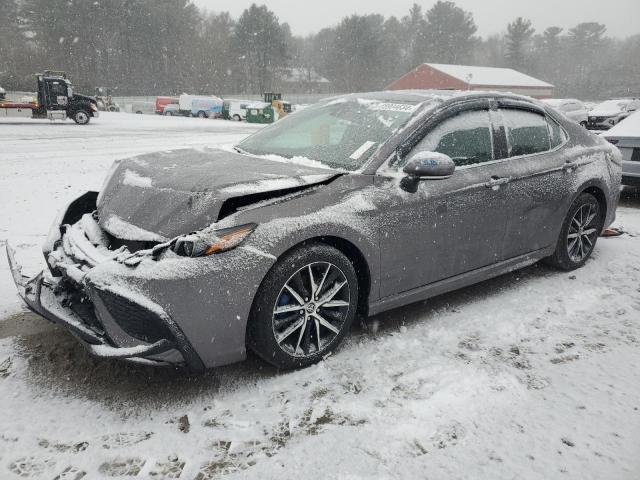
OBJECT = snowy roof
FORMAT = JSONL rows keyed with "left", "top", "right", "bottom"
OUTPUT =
{"left": 280, "top": 68, "right": 330, "bottom": 84}
{"left": 426, "top": 63, "right": 554, "bottom": 88}
{"left": 605, "top": 111, "right": 640, "bottom": 138}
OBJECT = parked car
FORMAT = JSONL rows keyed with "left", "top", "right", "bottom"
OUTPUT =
{"left": 604, "top": 111, "right": 640, "bottom": 186}
{"left": 222, "top": 99, "right": 251, "bottom": 121}
{"left": 541, "top": 98, "right": 589, "bottom": 126}
{"left": 130, "top": 101, "right": 155, "bottom": 115}
{"left": 587, "top": 98, "right": 640, "bottom": 131}
{"left": 178, "top": 94, "right": 223, "bottom": 118}
{"left": 162, "top": 103, "right": 180, "bottom": 116}
{"left": 7, "top": 90, "right": 621, "bottom": 371}
{"left": 155, "top": 96, "right": 178, "bottom": 115}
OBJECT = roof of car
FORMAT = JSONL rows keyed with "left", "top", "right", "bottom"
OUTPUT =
{"left": 323, "top": 89, "right": 539, "bottom": 106}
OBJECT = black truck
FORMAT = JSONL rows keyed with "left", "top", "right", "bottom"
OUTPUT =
{"left": 0, "top": 71, "right": 99, "bottom": 124}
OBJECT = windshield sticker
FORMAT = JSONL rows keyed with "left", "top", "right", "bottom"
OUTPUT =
{"left": 367, "top": 103, "right": 418, "bottom": 113}
{"left": 349, "top": 141, "right": 377, "bottom": 160}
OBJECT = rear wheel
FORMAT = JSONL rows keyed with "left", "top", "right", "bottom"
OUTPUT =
{"left": 72, "top": 109, "right": 90, "bottom": 125}
{"left": 197, "top": 110, "right": 207, "bottom": 118}
{"left": 233, "top": 114, "right": 241, "bottom": 122}
{"left": 545, "top": 192, "right": 603, "bottom": 270}
{"left": 248, "top": 244, "right": 359, "bottom": 369}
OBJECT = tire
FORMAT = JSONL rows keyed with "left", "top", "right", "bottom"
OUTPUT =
{"left": 247, "top": 243, "right": 359, "bottom": 369}
{"left": 545, "top": 192, "right": 603, "bottom": 271}
{"left": 72, "top": 109, "right": 90, "bottom": 125}
{"left": 197, "top": 110, "right": 207, "bottom": 118}
{"left": 233, "top": 114, "right": 241, "bottom": 122}
{"left": 164, "top": 111, "right": 173, "bottom": 116}
{"left": 135, "top": 111, "right": 143, "bottom": 114}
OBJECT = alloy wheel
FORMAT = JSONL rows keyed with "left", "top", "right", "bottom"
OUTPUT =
{"left": 567, "top": 203, "right": 599, "bottom": 263}
{"left": 272, "top": 262, "right": 351, "bottom": 358}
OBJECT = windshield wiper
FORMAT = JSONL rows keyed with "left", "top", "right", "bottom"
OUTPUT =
{"left": 233, "top": 145, "right": 248, "bottom": 155}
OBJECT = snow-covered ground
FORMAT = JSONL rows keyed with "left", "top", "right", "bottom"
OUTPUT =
{"left": 1, "top": 113, "right": 640, "bottom": 479}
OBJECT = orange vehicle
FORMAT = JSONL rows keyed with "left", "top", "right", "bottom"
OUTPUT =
{"left": 155, "top": 96, "right": 178, "bottom": 115}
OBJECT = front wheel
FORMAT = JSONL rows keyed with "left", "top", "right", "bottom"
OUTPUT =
{"left": 197, "top": 110, "right": 207, "bottom": 118}
{"left": 72, "top": 109, "right": 90, "bottom": 125}
{"left": 545, "top": 192, "right": 603, "bottom": 270}
{"left": 248, "top": 244, "right": 359, "bottom": 369}
{"left": 233, "top": 114, "right": 242, "bottom": 122}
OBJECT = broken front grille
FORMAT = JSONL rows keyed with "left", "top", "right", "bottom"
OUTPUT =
{"left": 96, "top": 289, "right": 173, "bottom": 344}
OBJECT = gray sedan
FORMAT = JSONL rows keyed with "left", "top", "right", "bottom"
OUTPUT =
{"left": 604, "top": 111, "right": 640, "bottom": 186}
{"left": 7, "top": 90, "right": 622, "bottom": 370}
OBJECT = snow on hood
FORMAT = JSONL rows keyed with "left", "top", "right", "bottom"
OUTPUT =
{"left": 97, "top": 148, "right": 339, "bottom": 240}
{"left": 605, "top": 111, "right": 640, "bottom": 138}
{"left": 589, "top": 109, "right": 623, "bottom": 117}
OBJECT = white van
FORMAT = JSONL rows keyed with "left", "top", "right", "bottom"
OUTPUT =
{"left": 222, "top": 99, "right": 251, "bottom": 121}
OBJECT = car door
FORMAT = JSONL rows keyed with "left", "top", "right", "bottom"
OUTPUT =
{"left": 45, "top": 80, "right": 68, "bottom": 109}
{"left": 490, "top": 104, "right": 575, "bottom": 259}
{"left": 377, "top": 103, "right": 515, "bottom": 298}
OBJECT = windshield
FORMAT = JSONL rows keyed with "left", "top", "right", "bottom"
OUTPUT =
{"left": 238, "top": 98, "right": 420, "bottom": 170}
{"left": 594, "top": 100, "right": 631, "bottom": 111}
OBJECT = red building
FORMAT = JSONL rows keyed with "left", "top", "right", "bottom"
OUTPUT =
{"left": 386, "top": 63, "right": 554, "bottom": 99}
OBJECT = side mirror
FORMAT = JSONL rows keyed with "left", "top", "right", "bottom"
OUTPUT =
{"left": 400, "top": 151, "right": 455, "bottom": 193}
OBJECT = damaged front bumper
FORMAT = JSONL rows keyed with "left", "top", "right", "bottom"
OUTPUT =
{"left": 5, "top": 200, "right": 205, "bottom": 370}
{"left": 7, "top": 244, "right": 198, "bottom": 368}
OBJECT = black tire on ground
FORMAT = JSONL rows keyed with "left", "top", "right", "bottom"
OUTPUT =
{"left": 164, "top": 111, "right": 172, "bottom": 116}
{"left": 233, "top": 114, "right": 242, "bottom": 122}
{"left": 544, "top": 192, "right": 603, "bottom": 271}
{"left": 247, "top": 243, "right": 359, "bottom": 369}
{"left": 135, "top": 111, "right": 143, "bottom": 114}
{"left": 197, "top": 110, "right": 207, "bottom": 118}
{"left": 72, "top": 109, "right": 91, "bottom": 125}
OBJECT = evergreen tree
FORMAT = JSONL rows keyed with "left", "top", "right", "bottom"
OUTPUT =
{"left": 505, "top": 17, "right": 535, "bottom": 70}
{"left": 424, "top": 1, "right": 477, "bottom": 64}
{"left": 232, "top": 4, "right": 289, "bottom": 94}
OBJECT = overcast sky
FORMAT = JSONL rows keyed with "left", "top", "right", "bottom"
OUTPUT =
{"left": 192, "top": 0, "right": 640, "bottom": 38}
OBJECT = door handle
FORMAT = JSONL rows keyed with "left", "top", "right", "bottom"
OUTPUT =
{"left": 563, "top": 160, "right": 579, "bottom": 171}
{"left": 485, "top": 176, "right": 510, "bottom": 189}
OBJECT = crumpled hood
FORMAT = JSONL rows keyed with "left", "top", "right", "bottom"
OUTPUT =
{"left": 97, "top": 148, "right": 338, "bottom": 241}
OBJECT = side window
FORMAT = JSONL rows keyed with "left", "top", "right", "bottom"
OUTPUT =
{"left": 548, "top": 117, "right": 567, "bottom": 148}
{"left": 50, "top": 82, "right": 67, "bottom": 96}
{"left": 409, "top": 109, "right": 493, "bottom": 167}
{"left": 501, "top": 109, "right": 551, "bottom": 157}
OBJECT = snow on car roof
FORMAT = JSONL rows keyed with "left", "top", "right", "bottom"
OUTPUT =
{"left": 427, "top": 63, "right": 554, "bottom": 88}
{"left": 604, "top": 111, "right": 640, "bottom": 138}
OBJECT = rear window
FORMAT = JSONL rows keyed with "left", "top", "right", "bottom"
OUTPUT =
{"left": 501, "top": 109, "right": 551, "bottom": 157}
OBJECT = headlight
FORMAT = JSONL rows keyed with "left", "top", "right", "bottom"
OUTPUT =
{"left": 90, "top": 103, "right": 98, "bottom": 112}
{"left": 172, "top": 223, "right": 256, "bottom": 257}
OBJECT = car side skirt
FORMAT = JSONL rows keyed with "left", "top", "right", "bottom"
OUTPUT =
{"left": 368, "top": 246, "right": 555, "bottom": 317}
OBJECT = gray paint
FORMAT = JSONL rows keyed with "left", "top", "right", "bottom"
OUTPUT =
{"left": 9, "top": 90, "right": 622, "bottom": 369}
